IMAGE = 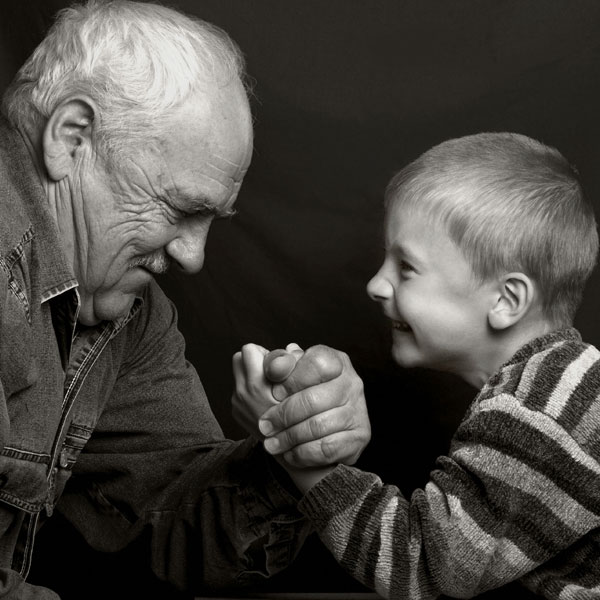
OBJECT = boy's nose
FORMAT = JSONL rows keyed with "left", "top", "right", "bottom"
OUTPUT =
{"left": 366, "top": 267, "right": 393, "bottom": 302}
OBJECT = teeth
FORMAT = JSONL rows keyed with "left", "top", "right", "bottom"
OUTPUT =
{"left": 393, "top": 321, "right": 411, "bottom": 332}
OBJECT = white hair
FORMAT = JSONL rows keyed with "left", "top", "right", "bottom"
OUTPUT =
{"left": 2, "top": 0, "right": 247, "bottom": 158}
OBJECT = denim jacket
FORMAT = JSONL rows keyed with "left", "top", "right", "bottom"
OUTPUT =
{"left": 0, "top": 116, "right": 309, "bottom": 598}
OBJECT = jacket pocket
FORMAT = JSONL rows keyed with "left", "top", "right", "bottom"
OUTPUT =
{"left": 0, "top": 225, "right": 34, "bottom": 325}
{"left": 0, "top": 450, "right": 49, "bottom": 513}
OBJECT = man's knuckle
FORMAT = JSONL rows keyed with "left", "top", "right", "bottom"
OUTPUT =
{"left": 288, "top": 449, "right": 305, "bottom": 467}
{"left": 359, "top": 426, "right": 369, "bottom": 443}
{"left": 320, "top": 437, "right": 338, "bottom": 462}
{"left": 322, "top": 411, "right": 340, "bottom": 434}
{"left": 308, "top": 346, "right": 343, "bottom": 379}
{"left": 279, "top": 429, "right": 293, "bottom": 450}
{"left": 307, "top": 416, "right": 325, "bottom": 439}
{"left": 298, "top": 388, "right": 317, "bottom": 414}
{"left": 278, "top": 403, "right": 295, "bottom": 430}
{"left": 347, "top": 378, "right": 365, "bottom": 402}
{"left": 296, "top": 443, "right": 318, "bottom": 466}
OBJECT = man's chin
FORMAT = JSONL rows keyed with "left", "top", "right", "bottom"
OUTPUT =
{"left": 78, "top": 291, "right": 139, "bottom": 326}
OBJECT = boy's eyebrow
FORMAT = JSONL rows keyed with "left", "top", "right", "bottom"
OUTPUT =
{"left": 388, "top": 241, "right": 424, "bottom": 267}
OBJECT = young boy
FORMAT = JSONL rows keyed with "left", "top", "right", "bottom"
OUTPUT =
{"left": 232, "top": 132, "right": 600, "bottom": 599}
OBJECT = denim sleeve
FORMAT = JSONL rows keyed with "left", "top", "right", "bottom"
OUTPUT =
{"left": 0, "top": 506, "right": 60, "bottom": 599}
{"left": 59, "top": 439, "right": 310, "bottom": 593}
{"left": 0, "top": 569, "right": 60, "bottom": 599}
{"left": 55, "top": 282, "right": 311, "bottom": 594}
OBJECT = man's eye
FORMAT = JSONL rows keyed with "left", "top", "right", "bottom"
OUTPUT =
{"left": 159, "top": 198, "right": 188, "bottom": 218}
{"left": 399, "top": 260, "right": 414, "bottom": 272}
{"left": 178, "top": 208, "right": 197, "bottom": 218}
{"left": 176, "top": 206, "right": 207, "bottom": 219}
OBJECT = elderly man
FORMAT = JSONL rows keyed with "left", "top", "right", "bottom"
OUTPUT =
{"left": 0, "top": 1, "right": 370, "bottom": 597}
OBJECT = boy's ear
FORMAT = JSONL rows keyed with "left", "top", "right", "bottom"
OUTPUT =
{"left": 488, "top": 272, "right": 535, "bottom": 330}
{"left": 42, "top": 97, "right": 96, "bottom": 181}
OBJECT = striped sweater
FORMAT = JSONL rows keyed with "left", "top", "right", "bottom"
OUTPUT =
{"left": 298, "top": 328, "right": 600, "bottom": 599}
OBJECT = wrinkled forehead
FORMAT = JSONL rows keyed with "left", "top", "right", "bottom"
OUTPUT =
{"left": 207, "top": 79, "right": 253, "bottom": 171}
{"left": 146, "top": 79, "right": 252, "bottom": 211}
{"left": 203, "top": 84, "right": 253, "bottom": 205}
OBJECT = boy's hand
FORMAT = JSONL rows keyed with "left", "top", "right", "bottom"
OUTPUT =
{"left": 231, "top": 343, "right": 278, "bottom": 439}
{"left": 232, "top": 343, "right": 371, "bottom": 469}
{"left": 231, "top": 343, "right": 305, "bottom": 438}
{"left": 260, "top": 345, "right": 371, "bottom": 468}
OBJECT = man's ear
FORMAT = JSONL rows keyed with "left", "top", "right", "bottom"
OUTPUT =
{"left": 488, "top": 272, "right": 535, "bottom": 330}
{"left": 42, "top": 98, "right": 96, "bottom": 181}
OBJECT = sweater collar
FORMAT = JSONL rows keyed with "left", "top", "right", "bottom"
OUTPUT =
{"left": 502, "top": 327, "right": 582, "bottom": 369}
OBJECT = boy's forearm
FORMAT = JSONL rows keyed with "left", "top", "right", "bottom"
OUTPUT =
{"left": 274, "top": 455, "right": 336, "bottom": 494}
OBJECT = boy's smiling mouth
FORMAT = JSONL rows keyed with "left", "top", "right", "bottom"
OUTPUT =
{"left": 392, "top": 320, "right": 412, "bottom": 332}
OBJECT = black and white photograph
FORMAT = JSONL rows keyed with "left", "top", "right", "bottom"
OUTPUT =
{"left": 0, "top": 1, "right": 599, "bottom": 599}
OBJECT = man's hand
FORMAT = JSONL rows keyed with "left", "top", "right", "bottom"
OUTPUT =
{"left": 263, "top": 345, "right": 304, "bottom": 384}
{"left": 260, "top": 345, "right": 371, "bottom": 468}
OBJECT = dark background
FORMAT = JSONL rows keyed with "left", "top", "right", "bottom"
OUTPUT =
{"left": 2, "top": 1, "right": 600, "bottom": 598}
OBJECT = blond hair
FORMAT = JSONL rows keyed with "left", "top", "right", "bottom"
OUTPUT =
{"left": 385, "top": 132, "right": 598, "bottom": 326}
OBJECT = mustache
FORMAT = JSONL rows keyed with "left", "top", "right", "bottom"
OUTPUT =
{"left": 130, "top": 252, "right": 172, "bottom": 274}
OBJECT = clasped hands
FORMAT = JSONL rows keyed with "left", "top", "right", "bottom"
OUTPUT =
{"left": 232, "top": 343, "right": 371, "bottom": 470}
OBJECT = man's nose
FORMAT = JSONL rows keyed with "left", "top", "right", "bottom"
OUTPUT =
{"left": 165, "top": 219, "right": 211, "bottom": 274}
{"left": 366, "top": 265, "right": 393, "bottom": 302}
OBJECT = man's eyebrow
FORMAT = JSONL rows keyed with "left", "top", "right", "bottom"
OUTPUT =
{"left": 174, "top": 191, "right": 237, "bottom": 218}
{"left": 208, "top": 203, "right": 237, "bottom": 218}
{"left": 194, "top": 199, "right": 237, "bottom": 218}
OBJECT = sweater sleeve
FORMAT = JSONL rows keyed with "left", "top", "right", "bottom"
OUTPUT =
{"left": 298, "top": 393, "right": 600, "bottom": 599}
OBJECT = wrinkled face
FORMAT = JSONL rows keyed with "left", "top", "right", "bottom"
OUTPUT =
{"left": 367, "top": 203, "right": 497, "bottom": 378}
{"left": 72, "top": 81, "right": 253, "bottom": 325}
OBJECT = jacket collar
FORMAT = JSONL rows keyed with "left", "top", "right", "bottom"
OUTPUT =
{"left": 0, "top": 114, "right": 77, "bottom": 302}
